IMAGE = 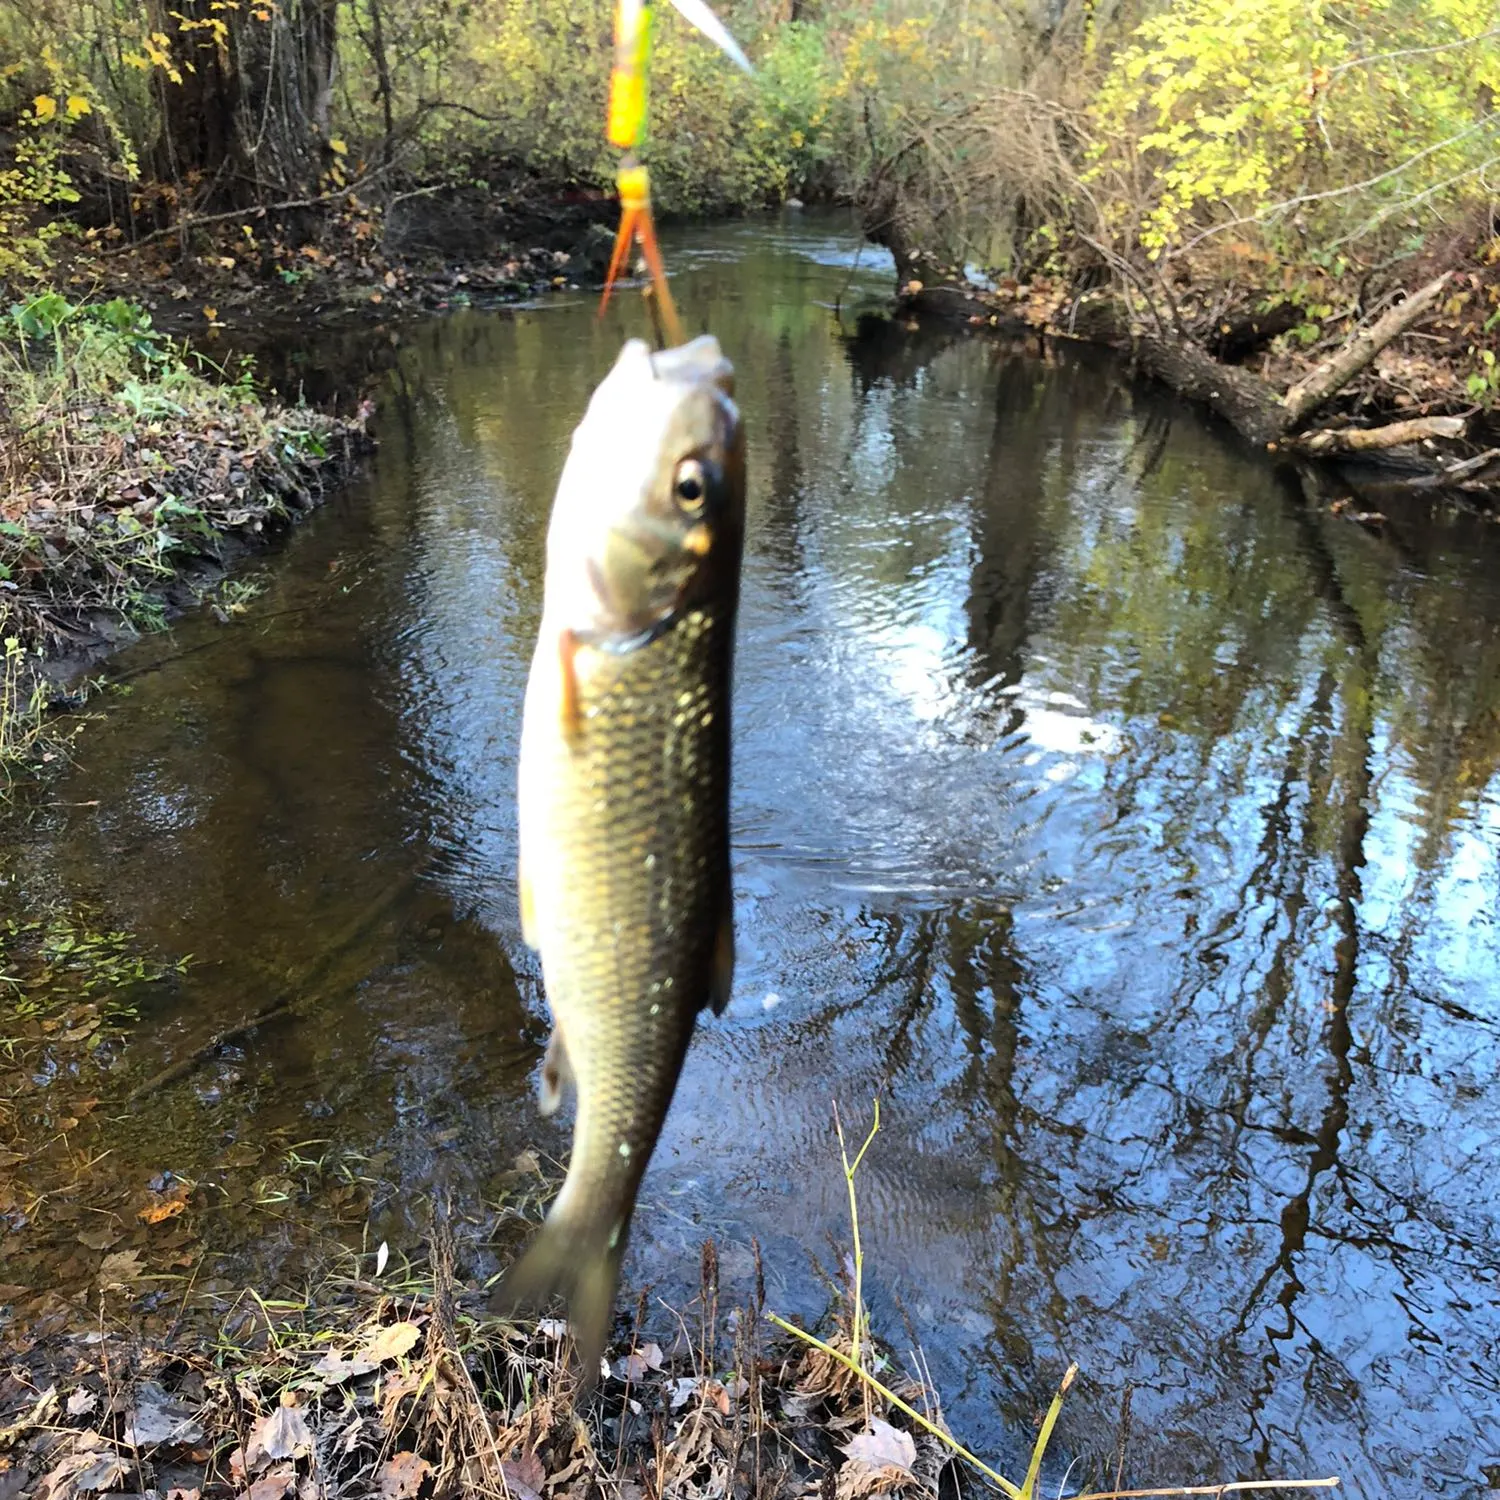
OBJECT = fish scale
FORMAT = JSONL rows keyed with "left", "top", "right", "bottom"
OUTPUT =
{"left": 546, "top": 605, "right": 734, "bottom": 1226}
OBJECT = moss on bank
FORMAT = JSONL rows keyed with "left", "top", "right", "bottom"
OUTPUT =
{"left": 0, "top": 292, "right": 367, "bottom": 780}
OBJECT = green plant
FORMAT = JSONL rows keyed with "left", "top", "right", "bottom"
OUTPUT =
{"left": 0, "top": 634, "right": 48, "bottom": 784}
{"left": 218, "top": 576, "right": 267, "bottom": 616}
{"left": 1467, "top": 346, "right": 1499, "bottom": 404}
{"left": 0, "top": 907, "right": 189, "bottom": 1023}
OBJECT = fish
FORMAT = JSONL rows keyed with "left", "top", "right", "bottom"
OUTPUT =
{"left": 495, "top": 333, "right": 745, "bottom": 1377}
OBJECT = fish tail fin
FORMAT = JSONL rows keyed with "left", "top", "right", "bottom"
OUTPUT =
{"left": 490, "top": 1198, "right": 629, "bottom": 1388}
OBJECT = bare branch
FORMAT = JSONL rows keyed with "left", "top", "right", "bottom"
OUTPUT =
{"left": 1291, "top": 415, "right": 1467, "bottom": 454}
{"left": 1282, "top": 273, "right": 1452, "bottom": 428}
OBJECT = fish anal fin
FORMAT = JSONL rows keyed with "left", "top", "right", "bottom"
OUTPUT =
{"left": 708, "top": 888, "right": 734, "bottom": 1017}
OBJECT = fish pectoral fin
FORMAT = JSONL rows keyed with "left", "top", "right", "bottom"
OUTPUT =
{"left": 518, "top": 854, "right": 540, "bottom": 949}
{"left": 708, "top": 889, "right": 734, "bottom": 1017}
{"left": 538, "top": 1029, "right": 573, "bottom": 1116}
{"left": 558, "top": 626, "right": 582, "bottom": 745}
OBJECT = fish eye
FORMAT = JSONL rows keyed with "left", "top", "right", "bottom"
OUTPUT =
{"left": 674, "top": 459, "right": 707, "bottom": 512}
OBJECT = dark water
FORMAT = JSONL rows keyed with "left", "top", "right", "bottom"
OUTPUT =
{"left": 5, "top": 216, "right": 1500, "bottom": 1496}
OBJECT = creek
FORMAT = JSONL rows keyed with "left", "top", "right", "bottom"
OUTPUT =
{"left": 3, "top": 215, "right": 1498, "bottom": 1496}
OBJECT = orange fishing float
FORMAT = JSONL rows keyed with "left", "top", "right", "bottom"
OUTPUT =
{"left": 597, "top": 0, "right": 751, "bottom": 345}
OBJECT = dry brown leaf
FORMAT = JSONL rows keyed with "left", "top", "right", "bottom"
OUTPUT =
{"left": 377, "top": 1450, "right": 432, "bottom": 1499}
{"left": 0, "top": 1385, "right": 58, "bottom": 1447}
{"left": 138, "top": 1195, "right": 187, "bottom": 1225}
{"left": 501, "top": 1450, "right": 545, "bottom": 1500}
{"left": 98, "top": 1250, "right": 144, "bottom": 1290}
{"left": 244, "top": 1400, "right": 312, "bottom": 1472}
{"left": 74, "top": 1452, "right": 132, "bottom": 1493}
{"left": 613, "top": 1349, "right": 656, "bottom": 1383}
{"left": 844, "top": 1418, "right": 915, "bottom": 1472}
{"left": 246, "top": 1464, "right": 296, "bottom": 1500}
{"left": 123, "top": 1380, "right": 204, "bottom": 1447}
{"left": 360, "top": 1320, "right": 422, "bottom": 1363}
{"left": 839, "top": 1417, "right": 917, "bottom": 1499}
{"left": 66, "top": 1388, "right": 98, "bottom": 1418}
{"left": 311, "top": 1350, "right": 378, "bottom": 1384}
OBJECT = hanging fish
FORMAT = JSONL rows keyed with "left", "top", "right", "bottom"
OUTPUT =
{"left": 495, "top": 334, "right": 745, "bottom": 1376}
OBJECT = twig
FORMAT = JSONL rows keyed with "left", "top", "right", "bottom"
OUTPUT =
{"left": 1290, "top": 414, "right": 1466, "bottom": 453}
{"left": 1069, "top": 1481, "right": 1340, "bottom": 1500}
{"left": 832, "top": 1098, "right": 880, "bottom": 1386}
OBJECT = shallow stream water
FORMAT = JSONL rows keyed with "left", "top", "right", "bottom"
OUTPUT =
{"left": 4, "top": 216, "right": 1499, "bottom": 1496}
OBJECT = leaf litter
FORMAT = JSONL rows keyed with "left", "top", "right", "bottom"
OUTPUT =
{"left": 0, "top": 1207, "right": 1336, "bottom": 1500}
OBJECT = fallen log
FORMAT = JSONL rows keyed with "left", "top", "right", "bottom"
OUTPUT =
{"left": 1282, "top": 274, "right": 1452, "bottom": 427}
{"left": 1130, "top": 333, "right": 1287, "bottom": 447}
{"left": 1290, "top": 415, "right": 1468, "bottom": 455}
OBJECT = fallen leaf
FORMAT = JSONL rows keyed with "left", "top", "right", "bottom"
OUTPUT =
{"left": 0, "top": 1386, "right": 57, "bottom": 1447}
{"left": 247, "top": 1464, "right": 296, "bottom": 1500}
{"left": 613, "top": 1351, "right": 651, "bottom": 1382}
{"left": 842, "top": 1417, "right": 916, "bottom": 1493}
{"left": 501, "top": 1450, "right": 545, "bottom": 1500}
{"left": 311, "top": 1351, "right": 377, "bottom": 1384}
{"left": 98, "top": 1249, "right": 144, "bottom": 1289}
{"left": 374, "top": 1241, "right": 389, "bottom": 1277}
{"left": 536, "top": 1318, "right": 568, "bottom": 1343}
{"left": 74, "top": 1453, "right": 132, "bottom": 1492}
{"left": 76, "top": 1225, "right": 121, "bottom": 1252}
{"left": 668, "top": 1377, "right": 700, "bottom": 1409}
{"left": 377, "top": 1451, "right": 432, "bottom": 1500}
{"left": 138, "top": 1195, "right": 187, "bottom": 1225}
{"left": 166, "top": 1489, "right": 202, "bottom": 1500}
{"left": 203, "top": 306, "right": 219, "bottom": 321}
{"left": 244, "top": 1399, "right": 312, "bottom": 1472}
{"left": 66, "top": 1388, "right": 98, "bottom": 1417}
{"left": 360, "top": 1320, "right": 422, "bottom": 1363}
{"left": 124, "top": 1381, "right": 204, "bottom": 1447}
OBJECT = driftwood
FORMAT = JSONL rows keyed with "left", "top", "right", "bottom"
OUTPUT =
{"left": 1365, "top": 447, "right": 1500, "bottom": 492}
{"left": 1291, "top": 415, "right": 1468, "bottom": 455}
{"left": 906, "top": 265, "right": 1488, "bottom": 489}
{"left": 1133, "top": 273, "right": 1464, "bottom": 461}
{"left": 1282, "top": 273, "right": 1452, "bottom": 427}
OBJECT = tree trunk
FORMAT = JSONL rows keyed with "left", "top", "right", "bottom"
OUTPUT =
{"left": 151, "top": 0, "right": 339, "bottom": 211}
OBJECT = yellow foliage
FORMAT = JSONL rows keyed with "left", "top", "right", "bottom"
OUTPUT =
{"left": 1087, "top": 0, "right": 1500, "bottom": 260}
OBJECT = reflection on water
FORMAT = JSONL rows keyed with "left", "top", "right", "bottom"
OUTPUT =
{"left": 5, "top": 215, "right": 1500, "bottom": 1496}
